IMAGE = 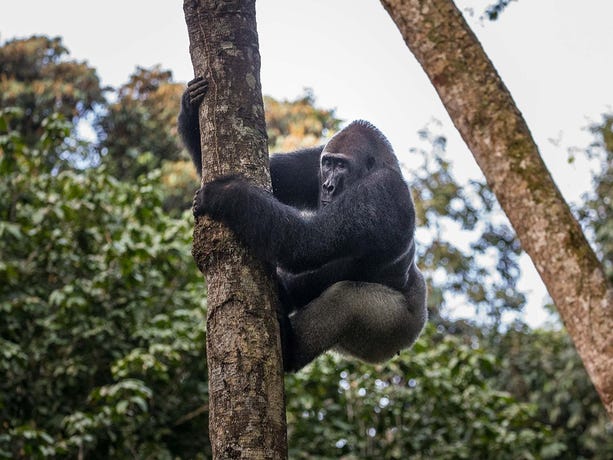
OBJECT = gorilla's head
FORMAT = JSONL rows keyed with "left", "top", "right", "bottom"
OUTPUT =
{"left": 319, "top": 120, "right": 400, "bottom": 207}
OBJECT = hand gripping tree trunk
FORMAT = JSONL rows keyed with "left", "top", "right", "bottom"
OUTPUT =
{"left": 183, "top": 1, "right": 287, "bottom": 457}
{"left": 380, "top": 0, "right": 613, "bottom": 418}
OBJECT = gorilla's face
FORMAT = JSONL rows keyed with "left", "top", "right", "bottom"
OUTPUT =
{"left": 319, "top": 152, "right": 355, "bottom": 206}
{"left": 319, "top": 148, "right": 377, "bottom": 207}
{"left": 318, "top": 120, "right": 398, "bottom": 208}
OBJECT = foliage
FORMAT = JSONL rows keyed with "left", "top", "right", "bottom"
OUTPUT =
{"left": 264, "top": 89, "right": 341, "bottom": 153}
{"left": 96, "top": 66, "right": 187, "bottom": 181}
{"left": 484, "top": 0, "right": 517, "bottom": 21}
{"left": 0, "top": 36, "right": 105, "bottom": 166}
{"left": 286, "top": 326, "right": 555, "bottom": 460}
{"left": 0, "top": 109, "right": 209, "bottom": 459}
{"left": 406, "top": 123, "right": 525, "bottom": 325}
{"left": 492, "top": 324, "right": 613, "bottom": 459}
{"left": 1, "top": 34, "right": 611, "bottom": 459}
{"left": 577, "top": 114, "right": 613, "bottom": 283}
{"left": 95, "top": 65, "right": 197, "bottom": 214}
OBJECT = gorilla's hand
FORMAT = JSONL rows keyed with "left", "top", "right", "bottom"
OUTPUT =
{"left": 192, "top": 188, "right": 205, "bottom": 218}
{"left": 183, "top": 76, "right": 208, "bottom": 111}
{"left": 192, "top": 174, "right": 246, "bottom": 219}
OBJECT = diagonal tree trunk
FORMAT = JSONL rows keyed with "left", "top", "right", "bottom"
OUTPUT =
{"left": 380, "top": 0, "right": 613, "bottom": 418}
{"left": 183, "top": 0, "right": 288, "bottom": 457}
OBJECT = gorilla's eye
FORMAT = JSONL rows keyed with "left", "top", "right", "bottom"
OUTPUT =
{"left": 322, "top": 158, "right": 333, "bottom": 168}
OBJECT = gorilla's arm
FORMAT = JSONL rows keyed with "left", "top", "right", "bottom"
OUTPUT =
{"left": 178, "top": 78, "right": 322, "bottom": 209}
{"left": 280, "top": 257, "right": 355, "bottom": 308}
{"left": 193, "top": 169, "right": 415, "bottom": 272}
{"left": 270, "top": 147, "right": 322, "bottom": 209}
{"left": 177, "top": 78, "right": 208, "bottom": 176}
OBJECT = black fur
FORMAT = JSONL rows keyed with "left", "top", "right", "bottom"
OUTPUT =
{"left": 180, "top": 78, "right": 427, "bottom": 371}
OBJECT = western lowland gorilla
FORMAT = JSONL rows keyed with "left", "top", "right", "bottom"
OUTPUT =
{"left": 179, "top": 77, "right": 427, "bottom": 372}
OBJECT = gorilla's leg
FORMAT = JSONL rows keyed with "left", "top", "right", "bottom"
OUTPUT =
{"left": 286, "top": 279, "right": 426, "bottom": 371}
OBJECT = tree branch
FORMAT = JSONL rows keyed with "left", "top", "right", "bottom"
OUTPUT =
{"left": 380, "top": 0, "right": 613, "bottom": 418}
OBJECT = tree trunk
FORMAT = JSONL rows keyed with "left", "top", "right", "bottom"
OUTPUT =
{"left": 380, "top": 0, "right": 613, "bottom": 418}
{"left": 183, "top": 1, "right": 288, "bottom": 457}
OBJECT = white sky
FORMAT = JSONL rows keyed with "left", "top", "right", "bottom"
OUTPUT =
{"left": 2, "top": 0, "right": 612, "bottom": 326}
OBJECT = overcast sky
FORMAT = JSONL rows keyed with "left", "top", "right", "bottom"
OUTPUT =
{"left": 2, "top": 0, "right": 612, "bottom": 325}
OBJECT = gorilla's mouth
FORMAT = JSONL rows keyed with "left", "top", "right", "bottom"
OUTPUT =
{"left": 320, "top": 200, "right": 331, "bottom": 207}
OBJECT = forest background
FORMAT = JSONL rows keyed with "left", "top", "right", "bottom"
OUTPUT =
{"left": 1, "top": 0, "right": 612, "bottom": 458}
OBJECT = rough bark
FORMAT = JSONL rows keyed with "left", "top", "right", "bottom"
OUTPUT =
{"left": 380, "top": 0, "right": 613, "bottom": 418}
{"left": 183, "top": 1, "right": 287, "bottom": 457}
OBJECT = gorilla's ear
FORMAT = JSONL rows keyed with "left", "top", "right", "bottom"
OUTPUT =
{"left": 367, "top": 156, "right": 376, "bottom": 170}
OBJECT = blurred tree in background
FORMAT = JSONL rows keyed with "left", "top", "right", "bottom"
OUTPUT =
{"left": 493, "top": 324, "right": 613, "bottom": 458}
{"left": 94, "top": 65, "right": 197, "bottom": 214}
{"left": 577, "top": 115, "right": 613, "bottom": 283}
{"left": 96, "top": 65, "right": 186, "bottom": 181}
{"left": 264, "top": 89, "right": 341, "bottom": 153}
{"left": 0, "top": 35, "right": 611, "bottom": 459}
{"left": 0, "top": 36, "right": 104, "bottom": 168}
{"left": 0, "top": 107, "right": 209, "bottom": 458}
{"left": 286, "top": 329, "right": 556, "bottom": 459}
{"left": 406, "top": 123, "right": 525, "bottom": 326}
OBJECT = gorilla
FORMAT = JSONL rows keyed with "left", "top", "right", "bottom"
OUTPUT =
{"left": 179, "top": 77, "right": 427, "bottom": 372}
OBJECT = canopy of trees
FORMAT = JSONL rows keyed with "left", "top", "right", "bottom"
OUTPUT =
{"left": 1, "top": 35, "right": 611, "bottom": 459}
